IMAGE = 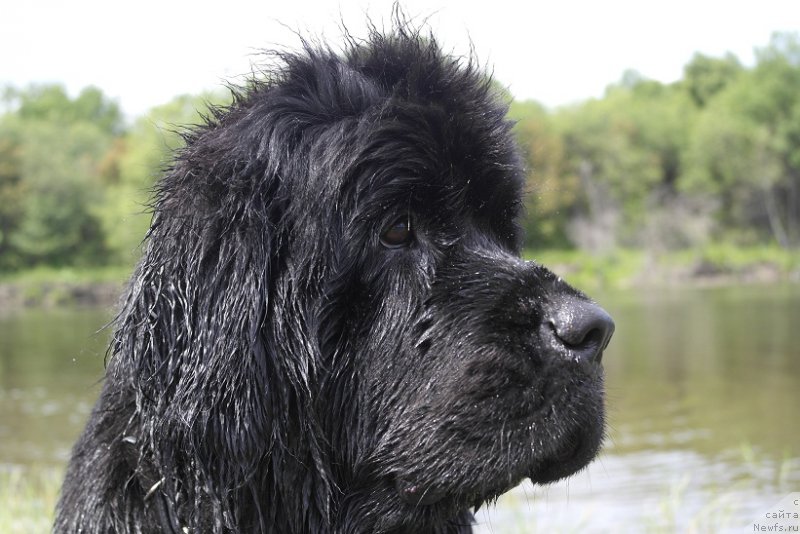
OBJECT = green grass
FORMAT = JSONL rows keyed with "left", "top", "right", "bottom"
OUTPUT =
{"left": 0, "top": 265, "right": 130, "bottom": 307}
{"left": 0, "top": 466, "right": 62, "bottom": 533}
{"left": 0, "top": 265, "right": 131, "bottom": 285}
{"left": 523, "top": 244, "right": 800, "bottom": 291}
{"left": 680, "top": 242, "right": 800, "bottom": 272}
{"left": 525, "top": 248, "right": 647, "bottom": 290}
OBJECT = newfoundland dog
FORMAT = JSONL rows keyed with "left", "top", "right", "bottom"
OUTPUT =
{"left": 56, "top": 20, "right": 614, "bottom": 534}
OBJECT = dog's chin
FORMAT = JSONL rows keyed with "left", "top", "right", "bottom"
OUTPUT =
{"left": 528, "top": 420, "right": 605, "bottom": 485}
{"left": 394, "top": 436, "right": 603, "bottom": 514}
{"left": 391, "top": 388, "right": 605, "bottom": 509}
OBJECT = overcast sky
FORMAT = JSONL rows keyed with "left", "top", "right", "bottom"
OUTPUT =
{"left": 2, "top": 0, "right": 798, "bottom": 118}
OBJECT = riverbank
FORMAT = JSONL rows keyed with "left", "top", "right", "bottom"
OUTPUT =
{"left": 0, "top": 266, "right": 128, "bottom": 309}
{"left": 1, "top": 246, "right": 798, "bottom": 310}
{"left": 529, "top": 245, "right": 800, "bottom": 290}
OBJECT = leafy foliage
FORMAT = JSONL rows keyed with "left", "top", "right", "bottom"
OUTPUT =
{"left": 514, "top": 32, "right": 800, "bottom": 251}
{"left": 1, "top": 32, "right": 799, "bottom": 272}
{"left": 0, "top": 86, "right": 228, "bottom": 270}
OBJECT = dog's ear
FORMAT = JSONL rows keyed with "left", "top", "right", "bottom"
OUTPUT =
{"left": 107, "top": 96, "right": 300, "bottom": 512}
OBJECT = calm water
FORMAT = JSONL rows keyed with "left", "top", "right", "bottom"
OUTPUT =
{"left": 1, "top": 285, "right": 799, "bottom": 532}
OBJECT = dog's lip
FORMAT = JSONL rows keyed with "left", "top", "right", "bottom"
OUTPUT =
{"left": 529, "top": 430, "right": 601, "bottom": 484}
{"left": 395, "top": 479, "right": 447, "bottom": 506}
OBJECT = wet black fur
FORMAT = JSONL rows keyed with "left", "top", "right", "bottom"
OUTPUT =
{"left": 56, "top": 20, "right": 606, "bottom": 534}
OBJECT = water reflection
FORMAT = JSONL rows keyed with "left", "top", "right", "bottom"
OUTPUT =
{"left": 0, "top": 307, "right": 109, "bottom": 465}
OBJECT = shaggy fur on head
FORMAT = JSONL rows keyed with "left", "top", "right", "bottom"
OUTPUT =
{"left": 56, "top": 19, "right": 613, "bottom": 534}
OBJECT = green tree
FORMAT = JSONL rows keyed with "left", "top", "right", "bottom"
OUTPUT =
{"left": 683, "top": 52, "right": 743, "bottom": 107}
{"left": 683, "top": 33, "right": 800, "bottom": 247}
{"left": 552, "top": 76, "right": 695, "bottom": 250}
{"left": 9, "top": 119, "right": 110, "bottom": 265}
{"left": 509, "top": 100, "right": 575, "bottom": 248}
{"left": 0, "top": 84, "right": 123, "bottom": 268}
{"left": 0, "top": 131, "right": 25, "bottom": 268}
{"left": 5, "top": 85, "right": 123, "bottom": 135}
{"left": 97, "top": 92, "right": 230, "bottom": 264}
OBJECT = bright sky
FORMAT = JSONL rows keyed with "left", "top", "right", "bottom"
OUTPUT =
{"left": 2, "top": 0, "right": 798, "bottom": 118}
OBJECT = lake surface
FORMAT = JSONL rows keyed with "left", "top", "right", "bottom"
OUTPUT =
{"left": 1, "top": 285, "right": 798, "bottom": 532}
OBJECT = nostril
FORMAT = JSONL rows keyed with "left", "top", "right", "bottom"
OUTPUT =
{"left": 559, "top": 325, "right": 604, "bottom": 350}
{"left": 546, "top": 301, "right": 615, "bottom": 363}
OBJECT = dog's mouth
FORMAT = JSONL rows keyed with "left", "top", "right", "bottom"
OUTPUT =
{"left": 389, "top": 385, "right": 605, "bottom": 509}
{"left": 393, "top": 433, "right": 599, "bottom": 508}
{"left": 395, "top": 479, "right": 450, "bottom": 506}
{"left": 528, "top": 430, "right": 600, "bottom": 485}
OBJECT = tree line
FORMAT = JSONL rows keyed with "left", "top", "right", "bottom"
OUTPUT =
{"left": 512, "top": 33, "right": 800, "bottom": 253}
{"left": 1, "top": 33, "right": 798, "bottom": 272}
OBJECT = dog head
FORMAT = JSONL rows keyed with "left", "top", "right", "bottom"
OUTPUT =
{"left": 118, "top": 23, "right": 614, "bottom": 532}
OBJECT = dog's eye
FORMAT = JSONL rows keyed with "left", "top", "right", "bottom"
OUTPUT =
{"left": 380, "top": 218, "right": 413, "bottom": 248}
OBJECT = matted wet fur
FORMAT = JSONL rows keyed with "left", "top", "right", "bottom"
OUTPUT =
{"left": 56, "top": 18, "right": 614, "bottom": 534}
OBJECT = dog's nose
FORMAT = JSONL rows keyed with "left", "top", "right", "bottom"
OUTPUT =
{"left": 544, "top": 299, "right": 615, "bottom": 364}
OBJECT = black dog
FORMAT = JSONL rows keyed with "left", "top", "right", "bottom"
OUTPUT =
{"left": 56, "top": 21, "right": 614, "bottom": 534}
